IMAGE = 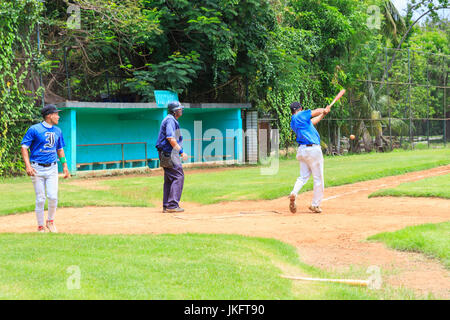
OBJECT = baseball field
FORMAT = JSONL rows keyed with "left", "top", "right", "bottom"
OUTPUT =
{"left": 0, "top": 148, "right": 449, "bottom": 300}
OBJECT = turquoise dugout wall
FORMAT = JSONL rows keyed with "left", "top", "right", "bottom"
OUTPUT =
{"left": 57, "top": 102, "right": 249, "bottom": 173}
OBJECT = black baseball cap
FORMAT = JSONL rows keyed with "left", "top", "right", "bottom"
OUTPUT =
{"left": 289, "top": 101, "right": 303, "bottom": 113}
{"left": 41, "top": 104, "right": 61, "bottom": 117}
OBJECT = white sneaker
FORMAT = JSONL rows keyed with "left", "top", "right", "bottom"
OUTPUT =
{"left": 46, "top": 220, "right": 58, "bottom": 233}
{"left": 308, "top": 205, "right": 322, "bottom": 213}
{"left": 37, "top": 226, "right": 45, "bottom": 233}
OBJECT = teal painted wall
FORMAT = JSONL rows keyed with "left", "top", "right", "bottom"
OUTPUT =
{"left": 59, "top": 107, "right": 244, "bottom": 172}
{"left": 178, "top": 109, "right": 242, "bottom": 162}
{"left": 76, "top": 110, "right": 161, "bottom": 164}
{"left": 58, "top": 109, "right": 77, "bottom": 173}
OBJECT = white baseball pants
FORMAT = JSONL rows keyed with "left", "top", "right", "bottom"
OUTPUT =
{"left": 290, "top": 145, "right": 324, "bottom": 207}
{"left": 30, "top": 163, "right": 59, "bottom": 226}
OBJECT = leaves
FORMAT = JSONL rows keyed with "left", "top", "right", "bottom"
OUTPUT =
{"left": 0, "top": 0, "right": 41, "bottom": 176}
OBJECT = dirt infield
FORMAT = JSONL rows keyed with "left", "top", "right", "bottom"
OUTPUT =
{"left": 2, "top": 165, "right": 449, "bottom": 298}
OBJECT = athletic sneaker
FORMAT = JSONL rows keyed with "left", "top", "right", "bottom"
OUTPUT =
{"left": 289, "top": 194, "right": 297, "bottom": 213}
{"left": 308, "top": 205, "right": 322, "bottom": 213}
{"left": 46, "top": 220, "right": 58, "bottom": 233}
{"left": 37, "top": 226, "right": 45, "bottom": 233}
{"left": 166, "top": 207, "right": 185, "bottom": 213}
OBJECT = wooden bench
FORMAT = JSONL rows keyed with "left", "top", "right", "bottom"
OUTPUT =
{"left": 77, "top": 161, "right": 122, "bottom": 170}
{"left": 77, "top": 159, "right": 160, "bottom": 170}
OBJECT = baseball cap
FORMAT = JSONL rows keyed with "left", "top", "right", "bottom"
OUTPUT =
{"left": 167, "top": 101, "right": 184, "bottom": 112}
{"left": 41, "top": 104, "right": 61, "bottom": 117}
{"left": 289, "top": 101, "right": 302, "bottom": 113}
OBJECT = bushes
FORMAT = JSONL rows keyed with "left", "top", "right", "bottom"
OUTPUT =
{"left": 0, "top": 0, "right": 42, "bottom": 176}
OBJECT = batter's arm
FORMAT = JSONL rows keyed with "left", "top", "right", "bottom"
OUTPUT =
{"left": 311, "top": 112, "right": 325, "bottom": 125}
{"left": 311, "top": 104, "right": 332, "bottom": 125}
{"left": 310, "top": 108, "right": 326, "bottom": 117}
{"left": 21, "top": 146, "right": 36, "bottom": 176}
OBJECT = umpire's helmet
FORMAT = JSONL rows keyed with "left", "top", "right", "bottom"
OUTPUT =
{"left": 168, "top": 101, "right": 184, "bottom": 113}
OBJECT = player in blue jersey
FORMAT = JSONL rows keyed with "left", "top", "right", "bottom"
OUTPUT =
{"left": 21, "top": 104, "right": 70, "bottom": 233}
{"left": 288, "top": 101, "right": 332, "bottom": 214}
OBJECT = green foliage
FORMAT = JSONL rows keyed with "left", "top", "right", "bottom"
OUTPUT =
{"left": 125, "top": 52, "right": 202, "bottom": 101}
{"left": 0, "top": 0, "right": 42, "bottom": 176}
{"left": 1, "top": 0, "right": 448, "bottom": 175}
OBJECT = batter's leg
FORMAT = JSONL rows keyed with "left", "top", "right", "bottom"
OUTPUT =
{"left": 291, "top": 158, "right": 312, "bottom": 196}
{"left": 309, "top": 146, "right": 324, "bottom": 207}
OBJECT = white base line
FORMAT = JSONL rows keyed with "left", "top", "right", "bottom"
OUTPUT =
{"left": 323, "top": 189, "right": 368, "bottom": 201}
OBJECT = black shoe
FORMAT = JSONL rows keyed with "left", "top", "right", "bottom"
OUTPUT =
{"left": 166, "top": 207, "right": 185, "bottom": 213}
{"left": 162, "top": 207, "right": 167, "bottom": 213}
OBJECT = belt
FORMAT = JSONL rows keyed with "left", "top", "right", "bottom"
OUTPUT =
{"left": 300, "top": 144, "right": 314, "bottom": 147}
{"left": 31, "top": 161, "right": 56, "bottom": 167}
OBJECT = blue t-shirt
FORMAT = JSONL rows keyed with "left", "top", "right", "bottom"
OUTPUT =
{"left": 155, "top": 114, "right": 183, "bottom": 154}
{"left": 290, "top": 110, "right": 321, "bottom": 145}
{"left": 21, "top": 123, "right": 66, "bottom": 164}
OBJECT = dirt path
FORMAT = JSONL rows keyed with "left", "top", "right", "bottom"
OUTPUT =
{"left": 2, "top": 165, "right": 449, "bottom": 298}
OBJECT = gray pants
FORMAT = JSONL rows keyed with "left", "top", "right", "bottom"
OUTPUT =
{"left": 163, "top": 164, "right": 184, "bottom": 209}
{"left": 30, "top": 162, "right": 58, "bottom": 226}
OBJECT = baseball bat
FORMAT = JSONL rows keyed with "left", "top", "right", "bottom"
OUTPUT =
{"left": 328, "top": 89, "right": 346, "bottom": 108}
{"left": 281, "top": 275, "right": 369, "bottom": 287}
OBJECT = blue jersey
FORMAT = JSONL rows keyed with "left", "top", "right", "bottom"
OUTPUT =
{"left": 156, "top": 114, "right": 183, "bottom": 154}
{"left": 290, "top": 110, "right": 321, "bottom": 145}
{"left": 21, "top": 122, "right": 65, "bottom": 164}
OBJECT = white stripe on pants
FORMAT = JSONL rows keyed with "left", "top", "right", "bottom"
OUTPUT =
{"left": 31, "top": 163, "right": 58, "bottom": 226}
{"left": 290, "top": 145, "right": 324, "bottom": 207}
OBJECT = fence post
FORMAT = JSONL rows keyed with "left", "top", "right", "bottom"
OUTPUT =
{"left": 64, "top": 47, "right": 72, "bottom": 100}
{"left": 37, "top": 22, "right": 45, "bottom": 107}
{"left": 408, "top": 48, "right": 413, "bottom": 149}
{"left": 106, "top": 73, "right": 111, "bottom": 98}
{"left": 385, "top": 47, "right": 392, "bottom": 151}
{"left": 426, "top": 57, "right": 430, "bottom": 148}
{"left": 121, "top": 143, "right": 124, "bottom": 168}
{"left": 443, "top": 55, "right": 447, "bottom": 147}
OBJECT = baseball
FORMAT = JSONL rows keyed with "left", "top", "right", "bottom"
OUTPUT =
{"left": 350, "top": 134, "right": 355, "bottom": 140}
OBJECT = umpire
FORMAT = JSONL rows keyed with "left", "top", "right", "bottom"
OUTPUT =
{"left": 156, "top": 101, "right": 189, "bottom": 213}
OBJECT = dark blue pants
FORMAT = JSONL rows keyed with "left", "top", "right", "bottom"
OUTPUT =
{"left": 163, "top": 164, "right": 184, "bottom": 209}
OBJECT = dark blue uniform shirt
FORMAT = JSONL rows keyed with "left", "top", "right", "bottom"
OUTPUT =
{"left": 156, "top": 114, "right": 183, "bottom": 154}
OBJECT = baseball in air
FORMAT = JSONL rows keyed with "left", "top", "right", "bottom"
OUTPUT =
{"left": 350, "top": 134, "right": 355, "bottom": 140}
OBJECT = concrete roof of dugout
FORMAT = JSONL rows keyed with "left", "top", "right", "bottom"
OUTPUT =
{"left": 56, "top": 101, "right": 251, "bottom": 109}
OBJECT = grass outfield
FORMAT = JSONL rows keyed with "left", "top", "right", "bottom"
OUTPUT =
{"left": 369, "top": 173, "right": 450, "bottom": 199}
{"left": 0, "top": 233, "right": 422, "bottom": 300}
{"left": 368, "top": 222, "right": 450, "bottom": 269}
{"left": 0, "top": 148, "right": 449, "bottom": 216}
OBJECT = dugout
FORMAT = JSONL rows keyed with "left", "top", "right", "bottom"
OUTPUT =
{"left": 55, "top": 100, "right": 252, "bottom": 174}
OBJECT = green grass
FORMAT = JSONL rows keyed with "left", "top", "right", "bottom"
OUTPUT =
{"left": 368, "top": 222, "right": 450, "bottom": 269}
{"left": 369, "top": 173, "right": 450, "bottom": 199}
{"left": 1, "top": 148, "right": 449, "bottom": 215}
{"left": 0, "top": 233, "right": 423, "bottom": 300}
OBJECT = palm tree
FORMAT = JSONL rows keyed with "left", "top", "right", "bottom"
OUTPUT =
{"left": 380, "top": 0, "right": 407, "bottom": 47}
